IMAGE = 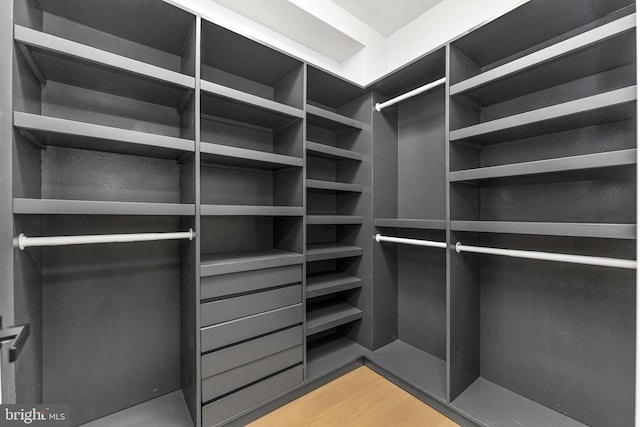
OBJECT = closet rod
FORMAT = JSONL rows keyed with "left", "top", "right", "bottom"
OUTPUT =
{"left": 375, "top": 234, "right": 447, "bottom": 249}
{"left": 375, "top": 77, "right": 446, "bottom": 111}
{"left": 455, "top": 242, "right": 637, "bottom": 270}
{"left": 17, "top": 229, "right": 195, "bottom": 250}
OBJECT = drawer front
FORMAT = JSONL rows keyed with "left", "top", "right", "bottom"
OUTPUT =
{"left": 201, "top": 284, "right": 301, "bottom": 327}
{"left": 201, "top": 265, "right": 302, "bottom": 300}
{"left": 202, "top": 365, "right": 303, "bottom": 427}
{"left": 201, "top": 304, "right": 302, "bottom": 353}
{"left": 202, "top": 345, "right": 302, "bottom": 402}
{"left": 202, "top": 325, "right": 303, "bottom": 379}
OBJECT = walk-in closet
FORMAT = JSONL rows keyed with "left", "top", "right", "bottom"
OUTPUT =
{"left": 1, "top": 0, "right": 636, "bottom": 426}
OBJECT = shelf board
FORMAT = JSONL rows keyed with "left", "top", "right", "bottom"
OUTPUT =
{"left": 374, "top": 218, "right": 446, "bottom": 230}
{"left": 452, "top": 378, "right": 588, "bottom": 427}
{"left": 306, "top": 243, "right": 363, "bottom": 262}
{"left": 14, "top": 112, "right": 194, "bottom": 159}
{"left": 200, "top": 142, "right": 302, "bottom": 170}
{"left": 306, "top": 215, "right": 363, "bottom": 225}
{"left": 306, "top": 302, "right": 363, "bottom": 336}
{"left": 13, "top": 198, "right": 195, "bottom": 216}
{"left": 451, "top": 221, "right": 636, "bottom": 240}
{"left": 201, "top": 80, "right": 304, "bottom": 120}
{"left": 200, "top": 249, "right": 304, "bottom": 277}
{"left": 306, "top": 104, "right": 364, "bottom": 131}
{"left": 200, "top": 205, "right": 304, "bottom": 216}
{"left": 368, "top": 340, "right": 447, "bottom": 402}
{"left": 306, "top": 272, "right": 363, "bottom": 299}
{"left": 306, "top": 141, "right": 363, "bottom": 162}
{"left": 450, "top": 87, "right": 637, "bottom": 144}
{"left": 450, "top": 14, "right": 636, "bottom": 106}
{"left": 306, "top": 179, "right": 363, "bottom": 193}
{"left": 306, "top": 336, "right": 370, "bottom": 381}
{"left": 14, "top": 25, "right": 194, "bottom": 108}
{"left": 450, "top": 149, "right": 637, "bottom": 183}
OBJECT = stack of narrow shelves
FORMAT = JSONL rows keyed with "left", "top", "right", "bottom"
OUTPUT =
{"left": 197, "top": 20, "right": 305, "bottom": 427}
{"left": 448, "top": 2, "right": 636, "bottom": 426}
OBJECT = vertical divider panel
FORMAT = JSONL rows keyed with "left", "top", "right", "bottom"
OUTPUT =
{"left": 302, "top": 64, "right": 308, "bottom": 381}
{"left": 444, "top": 44, "right": 452, "bottom": 404}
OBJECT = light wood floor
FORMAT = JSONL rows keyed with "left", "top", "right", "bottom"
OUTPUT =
{"left": 247, "top": 366, "right": 460, "bottom": 427}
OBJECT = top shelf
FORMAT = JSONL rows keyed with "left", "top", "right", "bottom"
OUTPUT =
{"left": 306, "top": 105, "right": 364, "bottom": 131}
{"left": 450, "top": 14, "right": 636, "bottom": 106}
{"left": 14, "top": 25, "right": 195, "bottom": 109}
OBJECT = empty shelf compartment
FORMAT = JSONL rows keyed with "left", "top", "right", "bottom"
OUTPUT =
{"left": 306, "top": 179, "right": 363, "bottom": 193}
{"left": 306, "top": 141, "right": 363, "bottom": 162}
{"left": 200, "top": 142, "right": 302, "bottom": 170}
{"left": 306, "top": 302, "right": 363, "bottom": 336}
{"left": 306, "top": 243, "right": 363, "bottom": 262}
{"left": 306, "top": 272, "right": 363, "bottom": 299}
{"left": 200, "top": 249, "right": 304, "bottom": 277}
{"left": 306, "top": 105, "right": 364, "bottom": 131}
{"left": 306, "top": 215, "right": 363, "bottom": 225}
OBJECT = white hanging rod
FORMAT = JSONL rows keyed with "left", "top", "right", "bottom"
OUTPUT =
{"left": 375, "top": 234, "right": 447, "bottom": 249}
{"left": 375, "top": 77, "right": 446, "bottom": 112}
{"left": 455, "top": 242, "right": 637, "bottom": 270}
{"left": 17, "top": 229, "right": 195, "bottom": 250}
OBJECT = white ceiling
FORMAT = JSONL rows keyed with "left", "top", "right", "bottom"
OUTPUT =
{"left": 331, "top": 0, "right": 443, "bottom": 36}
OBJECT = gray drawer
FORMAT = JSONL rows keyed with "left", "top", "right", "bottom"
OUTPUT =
{"left": 201, "top": 285, "right": 301, "bottom": 327}
{"left": 202, "top": 365, "right": 303, "bottom": 427}
{"left": 202, "top": 345, "right": 302, "bottom": 402}
{"left": 202, "top": 325, "right": 303, "bottom": 379}
{"left": 201, "top": 265, "right": 302, "bottom": 300}
{"left": 201, "top": 304, "right": 302, "bottom": 353}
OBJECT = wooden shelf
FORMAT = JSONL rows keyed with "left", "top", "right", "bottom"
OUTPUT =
{"left": 450, "top": 87, "right": 637, "bottom": 144}
{"left": 13, "top": 198, "right": 195, "bottom": 216}
{"left": 201, "top": 80, "right": 304, "bottom": 121}
{"left": 200, "top": 142, "right": 302, "bottom": 170}
{"left": 200, "top": 205, "right": 303, "bottom": 217}
{"left": 451, "top": 221, "right": 636, "bottom": 240}
{"left": 452, "top": 378, "right": 588, "bottom": 427}
{"left": 450, "top": 14, "right": 635, "bottom": 106}
{"left": 306, "top": 141, "right": 363, "bottom": 162}
{"left": 306, "top": 179, "right": 363, "bottom": 193}
{"left": 306, "top": 302, "right": 363, "bottom": 336}
{"left": 306, "top": 215, "right": 363, "bottom": 225}
{"left": 306, "top": 104, "right": 364, "bottom": 131}
{"left": 14, "top": 112, "right": 194, "bottom": 159}
{"left": 14, "top": 25, "right": 194, "bottom": 108}
{"left": 306, "top": 243, "right": 363, "bottom": 262}
{"left": 306, "top": 273, "right": 363, "bottom": 299}
{"left": 450, "top": 149, "right": 637, "bottom": 182}
{"left": 200, "top": 249, "right": 304, "bottom": 277}
{"left": 374, "top": 218, "right": 446, "bottom": 230}
{"left": 369, "top": 340, "right": 447, "bottom": 402}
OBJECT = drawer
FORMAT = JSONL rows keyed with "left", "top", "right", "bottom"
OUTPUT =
{"left": 201, "top": 265, "right": 302, "bottom": 300}
{"left": 201, "top": 284, "right": 301, "bottom": 327}
{"left": 201, "top": 304, "right": 302, "bottom": 353}
{"left": 202, "top": 345, "right": 302, "bottom": 402}
{"left": 202, "top": 365, "right": 303, "bottom": 427}
{"left": 202, "top": 325, "right": 303, "bottom": 379}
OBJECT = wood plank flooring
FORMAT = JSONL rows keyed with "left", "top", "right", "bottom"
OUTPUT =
{"left": 247, "top": 366, "right": 460, "bottom": 427}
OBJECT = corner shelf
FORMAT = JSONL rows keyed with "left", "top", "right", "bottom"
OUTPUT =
{"left": 450, "top": 14, "right": 635, "bottom": 106}
{"left": 200, "top": 249, "right": 304, "bottom": 277}
{"left": 305, "top": 302, "right": 363, "bottom": 336}
{"left": 200, "top": 205, "right": 304, "bottom": 216}
{"left": 13, "top": 198, "right": 195, "bottom": 216}
{"left": 14, "top": 25, "right": 194, "bottom": 108}
{"left": 200, "top": 142, "right": 302, "bottom": 170}
{"left": 450, "top": 221, "right": 636, "bottom": 240}
{"left": 306, "top": 179, "right": 363, "bottom": 193}
{"left": 374, "top": 218, "right": 447, "bottom": 230}
{"left": 306, "top": 273, "right": 363, "bottom": 299}
{"left": 14, "top": 112, "right": 194, "bottom": 159}
{"left": 306, "top": 104, "right": 363, "bottom": 131}
{"left": 306, "top": 336, "right": 369, "bottom": 381}
{"left": 452, "top": 378, "right": 588, "bottom": 427}
{"left": 450, "top": 87, "right": 637, "bottom": 144}
{"left": 449, "top": 149, "right": 637, "bottom": 182}
{"left": 306, "top": 215, "right": 363, "bottom": 225}
{"left": 306, "top": 141, "right": 363, "bottom": 162}
{"left": 306, "top": 243, "right": 363, "bottom": 262}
